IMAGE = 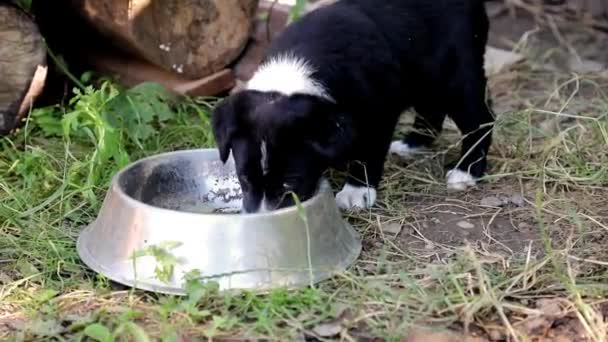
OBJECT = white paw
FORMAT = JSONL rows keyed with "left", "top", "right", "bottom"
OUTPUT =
{"left": 446, "top": 169, "right": 477, "bottom": 191}
{"left": 389, "top": 141, "right": 423, "bottom": 158}
{"left": 335, "top": 184, "right": 377, "bottom": 210}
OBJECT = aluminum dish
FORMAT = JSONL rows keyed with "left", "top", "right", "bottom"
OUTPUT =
{"left": 76, "top": 149, "right": 361, "bottom": 295}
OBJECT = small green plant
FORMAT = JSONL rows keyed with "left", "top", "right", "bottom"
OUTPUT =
{"left": 15, "top": 0, "right": 32, "bottom": 11}
{"left": 131, "top": 241, "right": 184, "bottom": 284}
{"left": 30, "top": 80, "right": 179, "bottom": 204}
{"left": 82, "top": 310, "right": 150, "bottom": 342}
{"left": 288, "top": 0, "right": 308, "bottom": 23}
{"left": 290, "top": 192, "right": 315, "bottom": 288}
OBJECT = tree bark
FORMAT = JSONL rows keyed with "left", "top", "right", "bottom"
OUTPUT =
{"left": 0, "top": 2, "right": 47, "bottom": 135}
{"left": 70, "top": 0, "right": 259, "bottom": 79}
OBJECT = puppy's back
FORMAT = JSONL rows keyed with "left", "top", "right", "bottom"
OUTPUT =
{"left": 257, "top": 0, "right": 489, "bottom": 111}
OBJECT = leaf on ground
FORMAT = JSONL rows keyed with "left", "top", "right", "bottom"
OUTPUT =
{"left": 33, "top": 289, "right": 59, "bottom": 304}
{"left": 120, "top": 322, "right": 150, "bottom": 342}
{"left": 84, "top": 323, "right": 112, "bottom": 342}
{"left": 126, "top": 82, "right": 174, "bottom": 123}
{"left": 312, "top": 321, "right": 342, "bottom": 337}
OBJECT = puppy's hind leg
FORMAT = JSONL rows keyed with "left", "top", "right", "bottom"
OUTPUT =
{"left": 445, "top": 72, "right": 495, "bottom": 191}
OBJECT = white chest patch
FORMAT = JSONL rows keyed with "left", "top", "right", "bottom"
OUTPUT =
{"left": 246, "top": 53, "right": 334, "bottom": 102}
{"left": 260, "top": 140, "right": 268, "bottom": 174}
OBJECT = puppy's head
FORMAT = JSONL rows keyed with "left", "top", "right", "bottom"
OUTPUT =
{"left": 211, "top": 90, "right": 353, "bottom": 213}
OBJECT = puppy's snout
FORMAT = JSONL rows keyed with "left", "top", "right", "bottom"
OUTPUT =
{"left": 242, "top": 194, "right": 262, "bottom": 213}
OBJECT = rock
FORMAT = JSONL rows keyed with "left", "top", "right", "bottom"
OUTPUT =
{"left": 519, "top": 317, "right": 553, "bottom": 338}
{"left": 405, "top": 328, "right": 487, "bottom": 342}
{"left": 382, "top": 222, "right": 402, "bottom": 235}
{"left": 484, "top": 46, "right": 524, "bottom": 76}
{"left": 312, "top": 322, "right": 342, "bottom": 337}
{"left": 509, "top": 194, "right": 525, "bottom": 207}
{"left": 487, "top": 328, "right": 505, "bottom": 341}
{"left": 518, "top": 222, "right": 531, "bottom": 230}
{"left": 292, "top": 332, "right": 307, "bottom": 342}
{"left": 480, "top": 196, "right": 504, "bottom": 207}
{"left": 480, "top": 194, "right": 525, "bottom": 207}
{"left": 457, "top": 221, "right": 475, "bottom": 229}
{"left": 537, "top": 298, "right": 563, "bottom": 316}
{"left": 0, "top": 272, "right": 12, "bottom": 284}
{"left": 515, "top": 299, "right": 566, "bottom": 339}
{"left": 568, "top": 56, "right": 605, "bottom": 74}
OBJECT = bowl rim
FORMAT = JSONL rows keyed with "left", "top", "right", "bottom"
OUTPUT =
{"left": 110, "top": 148, "right": 331, "bottom": 218}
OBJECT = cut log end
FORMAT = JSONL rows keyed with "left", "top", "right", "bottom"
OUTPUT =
{"left": 0, "top": 2, "right": 47, "bottom": 135}
{"left": 71, "top": 0, "right": 259, "bottom": 79}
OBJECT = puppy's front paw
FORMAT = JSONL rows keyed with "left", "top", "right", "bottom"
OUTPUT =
{"left": 335, "top": 184, "right": 377, "bottom": 210}
{"left": 446, "top": 169, "right": 476, "bottom": 191}
{"left": 389, "top": 141, "right": 423, "bottom": 158}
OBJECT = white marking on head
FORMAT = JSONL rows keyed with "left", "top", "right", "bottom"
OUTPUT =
{"left": 389, "top": 141, "right": 424, "bottom": 158}
{"left": 260, "top": 140, "right": 268, "bottom": 174}
{"left": 446, "top": 169, "right": 477, "bottom": 191}
{"left": 258, "top": 195, "right": 270, "bottom": 213}
{"left": 318, "top": 177, "right": 331, "bottom": 193}
{"left": 246, "top": 53, "right": 334, "bottom": 102}
{"left": 335, "top": 184, "right": 377, "bottom": 210}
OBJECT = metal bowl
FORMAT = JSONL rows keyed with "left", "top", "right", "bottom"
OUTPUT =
{"left": 76, "top": 149, "right": 361, "bottom": 295}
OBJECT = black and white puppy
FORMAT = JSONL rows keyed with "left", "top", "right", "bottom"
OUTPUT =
{"left": 212, "top": 0, "right": 494, "bottom": 213}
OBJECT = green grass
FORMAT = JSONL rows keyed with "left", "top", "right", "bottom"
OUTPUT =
{"left": 2, "top": 31, "right": 608, "bottom": 342}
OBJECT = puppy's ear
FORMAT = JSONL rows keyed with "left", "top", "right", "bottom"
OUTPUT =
{"left": 211, "top": 91, "right": 264, "bottom": 163}
{"left": 307, "top": 112, "right": 355, "bottom": 165}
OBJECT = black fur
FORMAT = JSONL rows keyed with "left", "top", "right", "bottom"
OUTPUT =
{"left": 212, "top": 0, "right": 494, "bottom": 212}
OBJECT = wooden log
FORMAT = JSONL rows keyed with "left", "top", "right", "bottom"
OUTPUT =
{"left": 85, "top": 46, "right": 236, "bottom": 97}
{"left": 0, "top": 2, "right": 47, "bottom": 135}
{"left": 69, "top": 0, "right": 259, "bottom": 79}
